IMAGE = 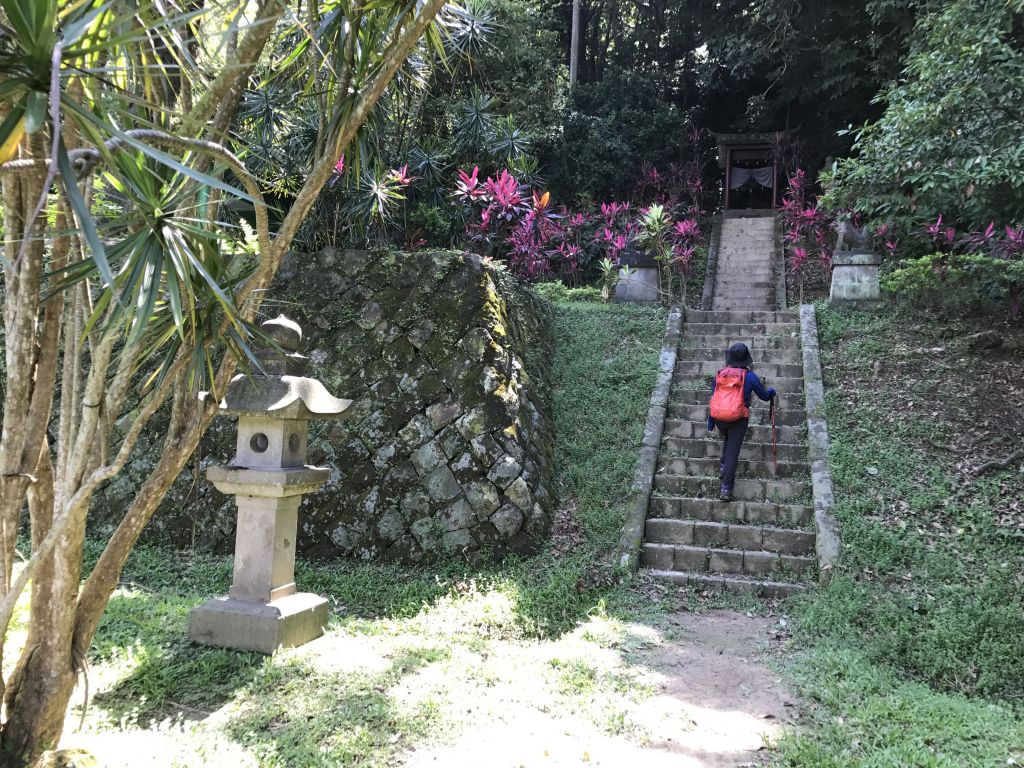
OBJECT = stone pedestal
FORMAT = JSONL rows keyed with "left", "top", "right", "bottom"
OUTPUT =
{"left": 615, "top": 267, "right": 661, "bottom": 305}
{"left": 188, "top": 316, "right": 349, "bottom": 654}
{"left": 830, "top": 250, "right": 882, "bottom": 309}
{"left": 189, "top": 593, "right": 329, "bottom": 655}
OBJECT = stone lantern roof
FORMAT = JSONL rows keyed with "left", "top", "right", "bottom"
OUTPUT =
{"left": 216, "top": 314, "right": 352, "bottom": 420}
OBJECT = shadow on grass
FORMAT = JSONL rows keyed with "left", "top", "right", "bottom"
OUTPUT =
{"left": 90, "top": 590, "right": 269, "bottom": 726}
{"left": 224, "top": 648, "right": 446, "bottom": 766}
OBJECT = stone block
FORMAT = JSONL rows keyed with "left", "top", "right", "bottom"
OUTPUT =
{"left": 693, "top": 521, "right": 729, "bottom": 547}
{"left": 487, "top": 455, "right": 522, "bottom": 490}
{"left": 411, "top": 439, "right": 446, "bottom": 476}
{"left": 762, "top": 527, "right": 816, "bottom": 555}
{"left": 504, "top": 476, "right": 532, "bottom": 511}
{"left": 439, "top": 498, "right": 475, "bottom": 532}
{"left": 640, "top": 543, "right": 674, "bottom": 570}
{"left": 469, "top": 434, "right": 504, "bottom": 468}
{"left": 437, "top": 424, "right": 470, "bottom": 460}
{"left": 442, "top": 528, "right": 477, "bottom": 552}
{"left": 427, "top": 400, "right": 463, "bottom": 432}
{"left": 424, "top": 465, "right": 461, "bottom": 503}
{"left": 708, "top": 549, "right": 743, "bottom": 573}
{"left": 743, "top": 551, "right": 780, "bottom": 576}
{"left": 465, "top": 479, "right": 501, "bottom": 519}
{"left": 411, "top": 517, "right": 442, "bottom": 552}
{"left": 645, "top": 519, "right": 693, "bottom": 545}
{"left": 727, "top": 525, "right": 763, "bottom": 551}
{"left": 400, "top": 487, "right": 431, "bottom": 519}
{"left": 449, "top": 450, "right": 482, "bottom": 485}
{"left": 830, "top": 254, "right": 882, "bottom": 308}
{"left": 674, "top": 546, "right": 709, "bottom": 571}
{"left": 189, "top": 593, "right": 329, "bottom": 655}
{"left": 490, "top": 504, "right": 525, "bottom": 539}
{"left": 398, "top": 414, "right": 434, "bottom": 450}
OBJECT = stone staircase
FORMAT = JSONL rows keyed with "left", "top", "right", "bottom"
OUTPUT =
{"left": 640, "top": 213, "right": 817, "bottom": 597}
{"left": 712, "top": 214, "right": 777, "bottom": 312}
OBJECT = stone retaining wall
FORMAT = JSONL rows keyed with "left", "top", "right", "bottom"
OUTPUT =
{"left": 94, "top": 249, "right": 556, "bottom": 563}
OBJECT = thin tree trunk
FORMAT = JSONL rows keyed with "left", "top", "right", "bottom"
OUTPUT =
{"left": 569, "top": 0, "right": 581, "bottom": 86}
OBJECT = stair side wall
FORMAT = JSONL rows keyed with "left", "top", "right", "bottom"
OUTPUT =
{"left": 799, "top": 304, "right": 841, "bottom": 581}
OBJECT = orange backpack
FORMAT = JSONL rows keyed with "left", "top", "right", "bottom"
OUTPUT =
{"left": 709, "top": 367, "right": 750, "bottom": 422}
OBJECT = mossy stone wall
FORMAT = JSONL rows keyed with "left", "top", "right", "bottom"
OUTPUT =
{"left": 94, "top": 249, "right": 556, "bottom": 563}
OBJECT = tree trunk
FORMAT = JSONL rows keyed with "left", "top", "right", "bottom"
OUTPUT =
{"left": 569, "top": 0, "right": 581, "bottom": 86}
{"left": 1, "top": 445, "right": 84, "bottom": 768}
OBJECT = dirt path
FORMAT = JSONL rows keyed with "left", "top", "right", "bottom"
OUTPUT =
{"left": 403, "top": 609, "right": 798, "bottom": 768}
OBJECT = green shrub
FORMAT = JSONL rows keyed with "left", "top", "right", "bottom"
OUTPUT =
{"left": 532, "top": 282, "right": 603, "bottom": 304}
{"left": 881, "top": 253, "right": 1024, "bottom": 314}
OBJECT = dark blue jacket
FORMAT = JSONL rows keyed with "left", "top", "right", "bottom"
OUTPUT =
{"left": 707, "top": 369, "right": 776, "bottom": 431}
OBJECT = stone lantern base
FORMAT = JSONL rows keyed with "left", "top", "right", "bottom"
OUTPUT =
{"left": 830, "top": 250, "right": 883, "bottom": 309}
{"left": 615, "top": 266, "right": 661, "bottom": 305}
{"left": 189, "top": 592, "right": 329, "bottom": 654}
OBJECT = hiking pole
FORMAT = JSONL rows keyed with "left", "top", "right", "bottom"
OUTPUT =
{"left": 769, "top": 394, "right": 778, "bottom": 473}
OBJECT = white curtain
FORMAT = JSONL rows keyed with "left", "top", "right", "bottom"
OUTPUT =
{"left": 729, "top": 166, "right": 775, "bottom": 189}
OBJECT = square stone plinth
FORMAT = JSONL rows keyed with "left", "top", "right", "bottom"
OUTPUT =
{"left": 188, "top": 592, "right": 329, "bottom": 654}
{"left": 615, "top": 267, "right": 661, "bottom": 305}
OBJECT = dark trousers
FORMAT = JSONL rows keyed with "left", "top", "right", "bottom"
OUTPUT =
{"left": 713, "top": 418, "right": 749, "bottom": 488}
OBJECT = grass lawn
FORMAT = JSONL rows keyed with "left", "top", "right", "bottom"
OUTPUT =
{"left": 772, "top": 303, "right": 1024, "bottom": 767}
{"left": 51, "top": 301, "right": 674, "bottom": 766}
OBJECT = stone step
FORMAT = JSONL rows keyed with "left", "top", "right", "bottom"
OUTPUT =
{"left": 660, "top": 436, "right": 808, "bottom": 463}
{"left": 685, "top": 310, "right": 798, "bottom": 324}
{"left": 653, "top": 474, "right": 811, "bottom": 502}
{"left": 671, "top": 376, "right": 805, "bottom": 394}
{"left": 713, "top": 293, "right": 778, "bottom": 304}
{"left": 646, "top": 570, "right": 807, "bottom": 599}
{"left": 679, "top": 347, "right": 802, "bottom": 365}
{"left": 645, "top": 519, "right": 816, "bottom": 554}
{"left": 681, "top": 338, "right": 802, "bottom": 354}
{"left": 676, "top": 360, "right": 804, "bottom": 379}
{"left": 649, "top": 496, "right": 814, "bottom": 527}
{"left": 713, "top": 302, "right": 774, "bottom": 312}
{"left": 716, "top": 268, "right": 770, "bottom": 276}
{"left": 641, "top": 543, "right": 817, "bottom": 578}
{"left": 662, "top": 419, "right": 805, "bottom": 443}
{"left": 668, "top": 402, "right": 806, "bottom": 426}
{"left": 712, "top": 286, "right": 774, "bottom": 294}
{"left": 714, "top": 274, "right": 774, "bottom": 283}
{"left": 658, "top": 456, "right": 810, "bottom": 480}
{"left": 685, "top": 322, "right": 800, "bottom": 337}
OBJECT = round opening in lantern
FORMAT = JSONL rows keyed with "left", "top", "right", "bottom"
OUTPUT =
{"left": 250, "top": 432, "right": 269, "bottom": 453}
{"left": 288, "top": 433, "right": 300, "bottom": 453}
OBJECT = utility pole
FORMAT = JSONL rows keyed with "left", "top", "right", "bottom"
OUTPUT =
{"left": 569, "top": 0, "right": 581, "bottom": 87}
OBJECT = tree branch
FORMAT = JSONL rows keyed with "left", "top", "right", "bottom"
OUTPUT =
{"left": 974, "top": 448, "right": 1024, "bottom": 477}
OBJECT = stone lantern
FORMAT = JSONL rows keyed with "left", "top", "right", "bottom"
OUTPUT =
{"left": 188, "top": 316, "right": 351, "bottom": 654}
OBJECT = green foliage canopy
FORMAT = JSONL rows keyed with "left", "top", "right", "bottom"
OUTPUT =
{"left": 825, "top": 0, "right": 1024, "bottom": 231}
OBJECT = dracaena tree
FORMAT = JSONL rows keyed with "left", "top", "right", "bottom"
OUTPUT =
{"left": 0, "top": 0, "right": 449, "bottom": 763}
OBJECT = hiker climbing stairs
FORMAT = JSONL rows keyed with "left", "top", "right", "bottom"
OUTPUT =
{"left": 640, "top": 211, "right": 818, "bottom": 596}
{"left": 641, "top": 309, "right": 815, "bottom": 596}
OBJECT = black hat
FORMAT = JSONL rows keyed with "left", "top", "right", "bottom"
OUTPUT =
{"left": 725, "top": 342, "right": 753, "bottom": 368}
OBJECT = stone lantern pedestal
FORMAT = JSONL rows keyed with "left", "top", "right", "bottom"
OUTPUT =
{"left": 188, "top": 317, "right": 350, "bottom": 654}
{"left": 615, "top": 250, "right": 662, "bottom": 305}
{"left": 830, "top": 221, "right": 883, "bottom": 309}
